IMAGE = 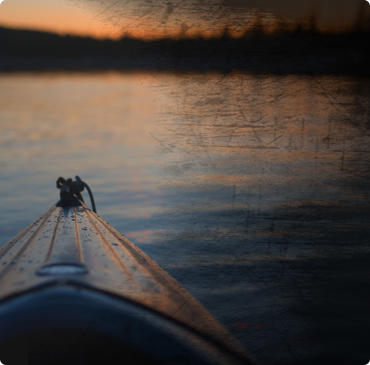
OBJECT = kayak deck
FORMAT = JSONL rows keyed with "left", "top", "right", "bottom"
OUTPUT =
{"left": 0, "top": 203, "right": 257, "bottom": 365}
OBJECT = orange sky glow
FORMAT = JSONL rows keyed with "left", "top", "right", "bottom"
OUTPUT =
{"left": 0, "top": 0, "right": 369, "bottom": 40}
{"left": 0, "top": 0, "right": 238, "bottom": 39}
{"left": 0, "top": 0, "right": 211, "bottom": 39}
{"left": 0, "top": 0, "right": 122, "bottom": 39}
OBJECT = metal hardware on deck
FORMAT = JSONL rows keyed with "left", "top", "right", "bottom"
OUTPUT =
{"left": 56, "top": 176, "right": 96, "bottom": 213}
{"left": 59, "top": 184, "right": 73, "bottom": 205}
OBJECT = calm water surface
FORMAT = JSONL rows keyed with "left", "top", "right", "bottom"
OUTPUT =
{"left": 1, "top": 71, "right": 370, "bottom": 365}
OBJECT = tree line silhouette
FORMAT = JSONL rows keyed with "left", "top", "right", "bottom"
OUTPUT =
{"left": 0, "top": 11, "right": 369, "bottom": 74}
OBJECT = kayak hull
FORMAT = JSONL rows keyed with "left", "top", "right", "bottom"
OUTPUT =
{"left": 0, "top": 203, "right": 257, "bottom": 365}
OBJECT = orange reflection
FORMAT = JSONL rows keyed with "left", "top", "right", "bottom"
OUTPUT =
{"left": 126, "top": 229, "right": 159, "bottom": 243}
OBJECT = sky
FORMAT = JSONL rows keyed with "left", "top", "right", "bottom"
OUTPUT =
{"left": 0, "top": 0, "right": 119, "bottom": 38}
{"left": 0, "top": 0, "right": 368, "bottom": 39}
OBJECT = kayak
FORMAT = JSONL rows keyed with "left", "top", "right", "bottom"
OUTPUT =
{"left": 0, "top": 178, "right": 258, "bottom": 365}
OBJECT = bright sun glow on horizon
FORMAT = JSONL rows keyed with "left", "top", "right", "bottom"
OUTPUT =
{"left": 0, "top": 0, "right": 120, "bottom": 39}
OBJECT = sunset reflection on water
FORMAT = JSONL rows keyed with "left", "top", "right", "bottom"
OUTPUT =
{"left": 0, "top": 71, "right": 370, "bottom": 364}
{"left": 0, "top": 71, "right": 169, "bottom": 244}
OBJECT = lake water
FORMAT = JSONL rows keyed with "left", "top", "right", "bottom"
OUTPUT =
{"left": 1, "top": 71, "right": 370, "bottom": 365}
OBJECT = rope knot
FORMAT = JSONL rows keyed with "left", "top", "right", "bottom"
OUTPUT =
{"left": 56, "top": 176, "right": 96, "bottom": 213}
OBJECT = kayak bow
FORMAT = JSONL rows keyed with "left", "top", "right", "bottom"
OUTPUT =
{"left": 0, "top": 178, "right": 258, "bottom": 365}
